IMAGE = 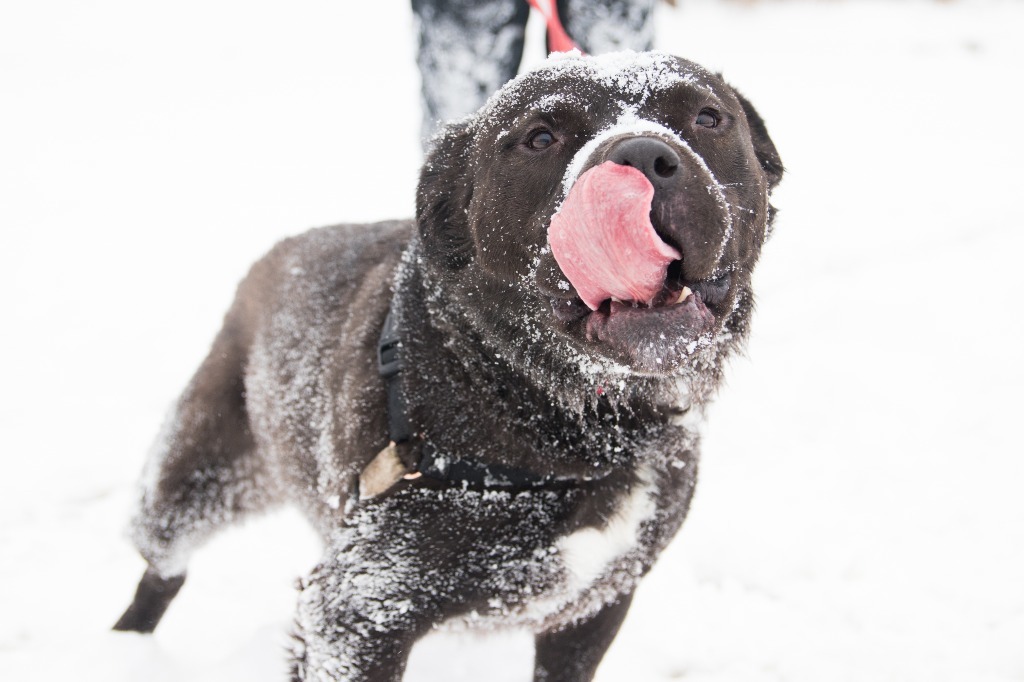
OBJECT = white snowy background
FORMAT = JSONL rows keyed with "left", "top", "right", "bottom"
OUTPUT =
{"left": 1, "top": 0, "right": 1022, "bottom": 680}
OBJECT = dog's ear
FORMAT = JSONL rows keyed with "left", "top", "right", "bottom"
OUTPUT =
{"left": 733, "top": 88, "right": 784, "bottom": 190}
{"left": 416, "top": 121, "right": 476, "bottom": 270}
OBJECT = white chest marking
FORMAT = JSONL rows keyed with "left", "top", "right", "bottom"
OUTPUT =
{"left": 558, "top": 465, "right": 657, "bottom": 586}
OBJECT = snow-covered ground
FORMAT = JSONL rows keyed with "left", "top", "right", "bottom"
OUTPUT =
{"left": 2, "top": 0, "right": 1022, "bottom": 680}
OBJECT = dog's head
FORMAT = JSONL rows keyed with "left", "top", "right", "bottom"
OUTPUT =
{"left": 417, "top": 52, "right": 782, "bottom": 395}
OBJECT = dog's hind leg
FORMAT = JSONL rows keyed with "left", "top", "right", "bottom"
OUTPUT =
{"left": 112, "top": 567, "right": 185, "bottom": 632}
{"left": 115, "top": 320, "right": 277, "bottom": 632}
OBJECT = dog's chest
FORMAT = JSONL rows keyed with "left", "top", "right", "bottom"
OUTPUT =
{"left": 556, "top": 465, "right": 657, "bottom": 587}
{"left": 444, "top": 464, "right": 661, "bottom": 632}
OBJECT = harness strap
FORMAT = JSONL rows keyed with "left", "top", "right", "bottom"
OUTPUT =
{"left": 377, "top": 307, "right": 414, "bottom": 444}
{"left": 358, "top": 301, "right": 587, "bottom": 499}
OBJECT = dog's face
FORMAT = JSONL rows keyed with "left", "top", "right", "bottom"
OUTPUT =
{"left": 418, "top": 52, "right": 781, "bottom": 385}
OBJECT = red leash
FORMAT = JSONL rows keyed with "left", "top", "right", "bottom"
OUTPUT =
{"left": 526, "top": 0, "right": 584, "bottom": 54}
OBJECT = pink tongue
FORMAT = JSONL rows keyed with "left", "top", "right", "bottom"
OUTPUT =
{"left": 548, "top": 162, "right": 681, "bottom": 311}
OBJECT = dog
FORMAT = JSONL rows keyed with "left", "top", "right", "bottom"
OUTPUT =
{"left": 113, "top": 51, "right": 782, "bottom": 681}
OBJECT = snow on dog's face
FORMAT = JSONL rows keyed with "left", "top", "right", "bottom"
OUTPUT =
{"left": 417, "top": 52, "right": 782, "bottom": 381}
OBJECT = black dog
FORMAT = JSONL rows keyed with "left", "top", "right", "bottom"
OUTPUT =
{"left": 114, "top": 51, "right": 782, "bottom": 681}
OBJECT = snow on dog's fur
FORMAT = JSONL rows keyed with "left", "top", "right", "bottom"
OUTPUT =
{"left": 114, "top": 51, "right": 782, "bottom": 681}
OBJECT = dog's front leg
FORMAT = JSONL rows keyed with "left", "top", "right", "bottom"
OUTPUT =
{"left": 290, "top": 540, "right": 436, "bottom": 682}
{"left": 533, "top": 592, "right": 635, "bottom": 682}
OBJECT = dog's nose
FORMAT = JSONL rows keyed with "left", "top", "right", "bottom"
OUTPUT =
{"left": 605, "top": 137, "right": 681, "bottom": 190}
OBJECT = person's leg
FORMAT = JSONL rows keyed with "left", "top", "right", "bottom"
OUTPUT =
{"left": 557, "top": 0, "right": 657, "bottom": 54}
{"left": 412, "top": 0, "right": 530, "bottom": 148}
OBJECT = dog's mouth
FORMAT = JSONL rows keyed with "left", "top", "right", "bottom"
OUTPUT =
{"left": 549, "top": 266, "right": 731, "bottom": 326}
{"left": 544, "top": 160, "right": 729, "bottom": 371}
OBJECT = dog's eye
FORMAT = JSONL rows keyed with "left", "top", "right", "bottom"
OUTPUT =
{"left": 526, "top": 129, "right": 556, "bottom": 150}
{"left": 695, "top": 109, "right": 720, "bottom": 129}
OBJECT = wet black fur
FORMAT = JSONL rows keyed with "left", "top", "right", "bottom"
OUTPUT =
{"left": 115, "top": 54, "right": 781, "bottom": 682}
